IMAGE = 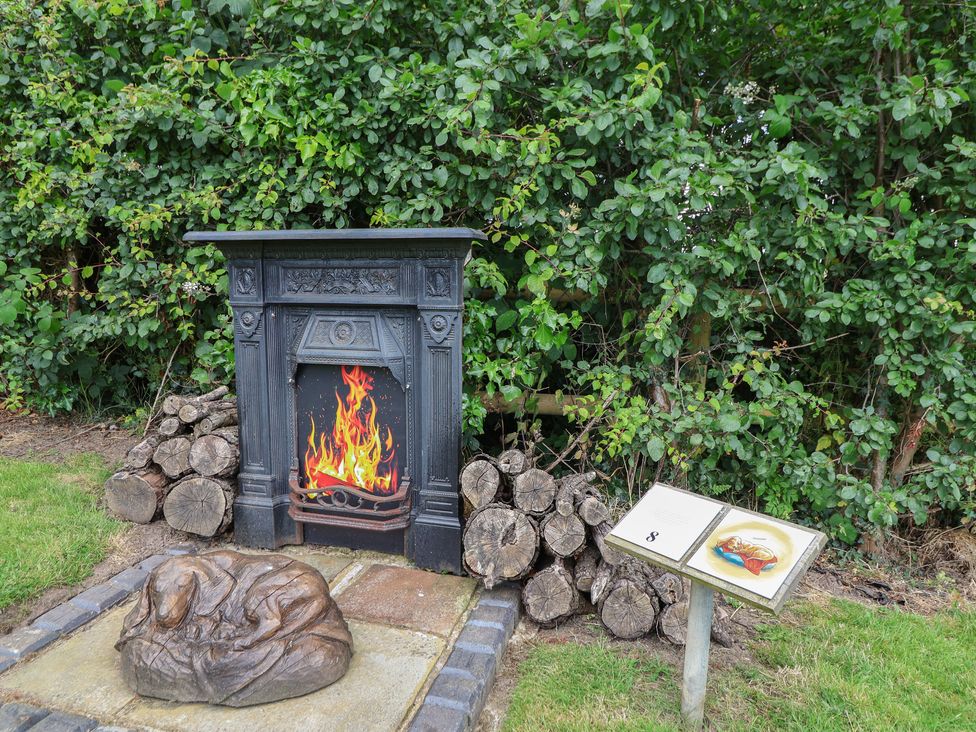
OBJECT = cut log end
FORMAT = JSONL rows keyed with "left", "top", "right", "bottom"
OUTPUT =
{"left": 153, "top": 437, "right": 192, "bottom": 479}
{"left": 462, "top": 504, "right": 539, "bottom": 589}
{"left": 105, "top": 469, "right": 169, "bottom": 524}
{"left": 189, "top": 434, "right": 240, "bottom": 478}
{"left": 513, "top": 468, "right": 557, "bottom": 515}
{"left": 598, "top": 578, "right": 658, "bottom": 640}
{"left": 163, "top": 477, "right": 233, "bottom": 537}
{"left": 541, "top": 511, "right": 586, "bottom": 558}
{"left": 522, "top": 562, "right": 580, "bottom": 627}
{"left": 460, "top": 459, "right": 501, "bottom": 509}
{"left": 496, "top": 448, "right": 530, "bottom": 476}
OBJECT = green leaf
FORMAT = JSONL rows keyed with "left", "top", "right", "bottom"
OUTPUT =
{"left": 717, "top": 413, "right": 741, "bottom": 432}
{"left": 648, "top": 436, "right": 666, "bottom": 462}
{"left": 891, "top": 96, "right": 916, "bottom": 121}
{"left": 495, "top": 310, "right": 518, "bottom": 331}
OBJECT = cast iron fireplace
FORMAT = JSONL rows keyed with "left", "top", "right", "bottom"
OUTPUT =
{"left": 183, "top": 228, "right": 486, "bottom": 574}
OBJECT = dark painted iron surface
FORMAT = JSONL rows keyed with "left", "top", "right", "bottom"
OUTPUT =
{"left": 191, "top": 227, "right": 482, "bottom": 574}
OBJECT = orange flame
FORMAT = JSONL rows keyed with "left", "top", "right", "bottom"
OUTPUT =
{"left": 304, "top": 366, "right": 399, "bottom": 496}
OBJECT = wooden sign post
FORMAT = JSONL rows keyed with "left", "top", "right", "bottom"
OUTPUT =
{"left": 605, "top": 483, "right": 827, "bottom": 731}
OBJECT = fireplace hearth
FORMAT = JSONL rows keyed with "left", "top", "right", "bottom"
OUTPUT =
{"left": 184, "top": 228, "right": 486, "bottom": 573}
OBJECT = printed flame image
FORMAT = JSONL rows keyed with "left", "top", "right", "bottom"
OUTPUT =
{"left": 305, "top": 366, "right": 399, "bottom": 495}
{"left": 714, "top": 535, "right": 778, "bottom": 575}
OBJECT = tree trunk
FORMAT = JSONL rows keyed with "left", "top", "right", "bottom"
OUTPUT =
{"left": 153, "top": 437, "right": 192, "bottom": 479}
{"left": 540, "top": 511, "right": 586, "bottom": 558}
{"left": 124, "top": 434, "right": 163, "bottom": 470}
{"left": 189, "top": 434, "right": 240, "bottom": 478}
{"left": 462, "top": 503, "right": 539, "bottom": 589}
{"left": 522, "top": 561, "right": 580, "bottom": 627}
{"left": 513, "top": 468, "right": 557, "bottom": 515}
{"left": 104, "top": 468, "right": 170, "bottom": 524}
{"left": 163, "top": 476, "right": 234, "bottom": 537}
{"left": 460, "top": 459, "right": 501, "bottom": 509}
{"left": 496, "top": 448, "right": 529, "bottom": 477}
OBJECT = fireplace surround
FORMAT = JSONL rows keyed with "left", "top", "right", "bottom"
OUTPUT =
{"left": 184, "top": 228, "right": 486, "bottom": 574}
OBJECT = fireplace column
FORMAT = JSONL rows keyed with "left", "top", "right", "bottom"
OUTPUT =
{"left": 226, "top": 256, "right": 299, "bottom": 548}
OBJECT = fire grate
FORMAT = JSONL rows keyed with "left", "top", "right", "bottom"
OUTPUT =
{"left": 288, "top": 472, "right": 411, "bottom": 530}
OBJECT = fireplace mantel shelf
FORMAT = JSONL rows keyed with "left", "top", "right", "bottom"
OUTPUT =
{"left": 185, "top": 227, "right": 486, "bottom": 243}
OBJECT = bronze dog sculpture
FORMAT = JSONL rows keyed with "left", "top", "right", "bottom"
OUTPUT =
{"left": 116, "top": 550, "right": 353, "bottom": 706}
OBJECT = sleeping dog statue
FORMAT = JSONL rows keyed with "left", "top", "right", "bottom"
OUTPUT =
{"left": 116, "top": 550, "right": 353, "bottom": 706}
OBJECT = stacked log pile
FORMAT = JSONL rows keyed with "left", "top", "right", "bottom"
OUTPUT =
{"left": 105, "top": 387, "right": 238, "bottom": 538}
{"left": 461, "top": 449, "right": 734, "bottom": 645}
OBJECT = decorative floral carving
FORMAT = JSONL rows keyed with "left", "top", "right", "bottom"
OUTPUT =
{"left": 425, "top": 267, "right": 451, "bottom": 298}
{"left": 284, "top": 267, "right": 399, "bottom": 295}
{"left": 236, "top": 267, "right": 256, "bottom": 296}
{"left": 238, "top": 310, "right": 262, "bottom": 337}
{"left": 331, "top": 321, "right": 354, "bottom": 345}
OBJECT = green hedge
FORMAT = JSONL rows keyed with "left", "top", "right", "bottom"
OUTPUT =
{"left": 1, "top": 0, "right": 974, "bottom": 542}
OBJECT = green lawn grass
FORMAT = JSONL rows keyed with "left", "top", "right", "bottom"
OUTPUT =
{"left": 0, "top": 454, "right": 120, "bottom": 610}
{"left": 503, "top": 599, "right": 976, "bottom": 732}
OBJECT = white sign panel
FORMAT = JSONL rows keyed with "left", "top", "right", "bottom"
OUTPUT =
{"left": 606, "top": 483, "right": 826, "bottom": 613}
{"left": 609, "top": 483, "right": 723, "bottom": 561}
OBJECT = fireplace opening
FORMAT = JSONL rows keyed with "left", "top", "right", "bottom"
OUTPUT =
{"left": 289, "top": 364, "right": 411, "bottom": 534}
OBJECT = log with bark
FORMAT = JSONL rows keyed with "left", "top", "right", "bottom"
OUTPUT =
{"left": 105, "top": 468, "right": 170, "bottom": 524}
{"left": 123, "top": 435, "right": 163, "bottom": 471}
{"left": 198, "top": 407, "right": 238, "bottom": 434}
{"left": 162, "top": 386, "right": 229, "bottom": 416}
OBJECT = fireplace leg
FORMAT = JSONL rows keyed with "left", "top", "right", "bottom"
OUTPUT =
{"left": 409, "top": 514, "right": 463, "bottom": 575}
{"left": 233, "top": 493, "right": 300, "bottom": 548}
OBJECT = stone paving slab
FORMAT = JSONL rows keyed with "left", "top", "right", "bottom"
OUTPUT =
{"left": 0, "top": 604, "right": 140, "bottom": 719}
{"left": 336, "top": 564, "right": 476, "bottom": 637}
{"left": 117, "top": 621, "right": 443, "bottom": 732}
{"left": 0, "top": 552, "right": 486, "bottom": 732}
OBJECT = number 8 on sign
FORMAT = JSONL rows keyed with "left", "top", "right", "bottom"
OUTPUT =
{"left": 646, "top": 531, "right": 659, "bottom": 543}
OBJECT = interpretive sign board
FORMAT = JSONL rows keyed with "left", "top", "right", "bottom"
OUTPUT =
{"left": 606, "top": 483, "right": 826, "bottom": 614}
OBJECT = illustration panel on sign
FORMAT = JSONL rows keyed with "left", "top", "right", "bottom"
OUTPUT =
{"left": 685, "top": 509, "right": 819, "bottom": 599}
{"left": 610, "top": 483, "right": 724, "bottom": 561}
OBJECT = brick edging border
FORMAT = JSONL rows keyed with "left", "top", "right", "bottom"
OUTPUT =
{"left": 407, "top": 583, "right": 521, "bottom": 732}
{"left": 0, "top": 544, "right": 197, "bottom": 676}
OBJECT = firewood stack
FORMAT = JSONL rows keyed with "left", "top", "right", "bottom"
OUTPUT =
{"left": 460, "top": 448, "right": 734, "bottom": 646}
{"left": 104, "top": 386, "right": 238, "bottom": 538}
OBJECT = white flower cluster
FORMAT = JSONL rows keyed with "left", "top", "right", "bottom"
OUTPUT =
{"left": 724, "top": 80, "right": 760, "bottom": 104}
{"left": 180, "top": 281, "right": 211, "bottom": 295}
